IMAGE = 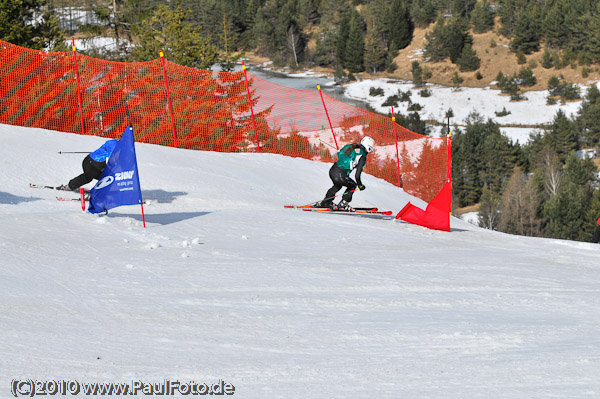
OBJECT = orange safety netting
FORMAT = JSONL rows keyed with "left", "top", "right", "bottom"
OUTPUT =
{"left": 0, "top": 40, "right": 448, "bottom": 203}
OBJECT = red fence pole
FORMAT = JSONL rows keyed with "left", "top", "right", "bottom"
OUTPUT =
{"left": 317, "top": 85, "right": 339, "bottom": 150}
{"left": 447, "top": 125, "right": 453, "bottom": 215}
{"left": 159, "top": 51, "right": 178, "bottom": 148}
{"left": 392, "top": 107, "right": 403, "bottom": 189}
{"left": 242, "top": 61, "right": 261, "bottom": 152}
{"left": 72, "top": 38, "right": 86, "bottom": 135}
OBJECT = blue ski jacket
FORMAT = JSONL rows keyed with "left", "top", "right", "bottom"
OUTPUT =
{"left": 89, "top": 140, "right": 118, "bottom": 162}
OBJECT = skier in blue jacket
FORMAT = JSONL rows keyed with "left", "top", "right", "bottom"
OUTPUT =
{"left": 60, "top": 139, "right": 118, "bottom": 191}
{"left": 317, "top": 136, "right": 375, "bottom": 211}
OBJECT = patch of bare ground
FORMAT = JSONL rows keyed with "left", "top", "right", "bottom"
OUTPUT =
{"left": 454, "top": 203, "right": 480, "bottom": 216}
{"left": 380, "top": 20, "right": 600, "bottom": 92}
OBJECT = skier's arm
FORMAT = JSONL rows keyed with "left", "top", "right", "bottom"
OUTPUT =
{"left": 354, "top": 155, "right": 367, "bottom": 187}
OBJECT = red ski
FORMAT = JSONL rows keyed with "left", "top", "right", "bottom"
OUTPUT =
{"left": 284, "top": 205, "right": 392, "bottom": 216}
{"left": 284, "top": 204, "right": 379, "bottom": 211}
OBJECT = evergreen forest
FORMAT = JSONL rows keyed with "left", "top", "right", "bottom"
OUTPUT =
{"left": 2, "top": 0, "right": 600, "bottom": 241}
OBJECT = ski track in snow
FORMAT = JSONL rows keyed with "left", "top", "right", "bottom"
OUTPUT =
{"left": 1, "top": 124, "right": 600, "bottom": 398}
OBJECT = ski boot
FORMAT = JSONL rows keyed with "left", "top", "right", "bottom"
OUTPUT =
{"left": 315, "top": 200, "right": 333, "bottom": 209}
{"left": 58, "top": 184, "right": 73, "bottom": 191}
{"left": 336, "top": 200, "right": 354, "bottom": 212}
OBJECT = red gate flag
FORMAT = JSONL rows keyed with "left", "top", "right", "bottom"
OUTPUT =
{"left": 395, "top": 181, "right": 451, "bottom": 232}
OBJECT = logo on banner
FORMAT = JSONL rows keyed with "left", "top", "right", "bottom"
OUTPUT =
{"left": 116, "top": 170, "right": 135, "bottom": 180}
{"left": 94, "top": 170, "right": 135, "bottom": 190}
{"left": 95, "top": 176, "right": 114, "bottom": 189}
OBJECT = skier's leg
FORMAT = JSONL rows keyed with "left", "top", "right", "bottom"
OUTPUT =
{"left": 68, "top": 156, "right": 105, "bottom": 190}
{"left": 319, "top": 165, "right": 345, "bottom": 207}
{"left": 341, "top": 176, "right": 357, "bottom": 202}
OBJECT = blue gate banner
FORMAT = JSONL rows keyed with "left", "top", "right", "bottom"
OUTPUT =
{"left": 88, "top": 126, "right": 143, "bottom": 214}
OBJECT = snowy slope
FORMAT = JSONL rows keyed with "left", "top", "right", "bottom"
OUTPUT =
{"left": 1, "top": 123, "right": 600, "bottom": 398}
{"left": 344, "top": 78, "right": 590, "bottom": 144}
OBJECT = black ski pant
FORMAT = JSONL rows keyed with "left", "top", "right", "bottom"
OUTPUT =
{"left": 68, "top": 155, "right": 106, "bottom": 190}
{"left": 324, "top": 163, "right": 356, "bottom": 204}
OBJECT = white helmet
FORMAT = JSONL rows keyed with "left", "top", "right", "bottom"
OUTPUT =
{"left": 361, "top": 136, "right": 375, "bottom": 153}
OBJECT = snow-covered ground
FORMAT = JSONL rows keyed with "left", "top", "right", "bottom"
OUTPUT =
{"left": 344, "top": 78, "right": 592, "bottom": 144}
{"left": 73, "top": 37, "right": 119, "bottom": 53}
{"left": 1, "top": 123, "right": 600, "bottom": 398}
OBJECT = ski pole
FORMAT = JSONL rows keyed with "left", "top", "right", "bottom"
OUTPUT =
{"left": 126, "top": 103, "right": 132, "bottom": 127}
{"left": 318, "top": 138, "right": 337, "bottom": 150}
{"left": 58, "top": 151, "right": 89, "bottom": 154}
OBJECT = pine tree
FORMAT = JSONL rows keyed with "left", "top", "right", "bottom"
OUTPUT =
{"left": 456, "top": 43, "right": 480, "bottom": 72}
{"left": 497, "top": 0, "right": 518, "bottom": 38}
{"left": 424, "top": 17, "right": 448, "bottom": 62}
{"left": 253, "top": 7, "right": 275, "bottom": 57}
{"left": 451, "top": 71, "right": 463, "bottom": 88}
{"left": 577, "top": 85, "right": 600, "bottom": 145}
{"left": 276, "top": 0, "right": 305, "bottom": 66}
{"left": 335, "top": 12, "right": 351, "bottom": 68}
{"left": 452, "top": 0, "right": 477, "bottom": 20}
{"left": 410, "top": 0, "right": 436, "bottom": 28}
{"left": 570, "top": 12, "right": 593, "bottom": 54}
{"left": 546, "top": 110, "right": 578, "bottom": 163}
{"left": 411, "top": 61, "right": 424, "bottom": 86}
{"left": 541, "top": 49, "right": 554, "bottom": 69}
{"left": 479, "top": 119, "right": 516, "bottom": 190}
{"left": 444, "top": 18, "right": 472, "bottom": 64}
{"left": 583, "top": 8, "right": 600, "bottom": 62}
{"left": 517, "top": 66, "right": 536, "bottom": 87}
{"left": 131, "top": 4, "right": 219, "bottom": 69}
{"left": 543, "top": 153, "right": 597, "bottom": 241}
{"left": 364, "top": 19, "right": 387, "bottom": 73}
{"left": 586, "top": 188, "right": 600, "bottom": 241}
{"left": 344, "top": 10, "right": 365, "bottom": 73}
{"left": 510, "top": 6, "right": 540, "bottom": 54}
{"left": 367, "top": 0, "right": 391, "bottom": 46}
{"left": 451, "top": 123, "right": 483, "bottom": 206}
{"left": 543, "top": 1, "right": 567, "bottom": 50}
{"left": 451, "top": 113, "right": 518, "bottom": 207}
{"left": 314, "top": 25, "right": 338, "bottom": 66}
{"left": 298, "top": 0, "right": 320, "bottom": 27}
{"left": 388, "top": 0, "right": 413, "bottom": 50}
{"left": 0, "top": 0, "right": 65, "bottom": 50}
{"left": 471, "top": 0, "right": 494, "bottom": 34}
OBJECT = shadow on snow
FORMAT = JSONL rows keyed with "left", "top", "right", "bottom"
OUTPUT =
{"left": 107, "top": 211, "right": 211, "bottom": 226}
{"left": 141, "top": 189, "right": 187, "bottom": 204}
{"left": 0, "top": 192, "right": 41, "bottom": 205}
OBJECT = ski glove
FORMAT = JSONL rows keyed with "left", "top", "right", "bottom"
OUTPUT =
{"left": 358, "top": 184, "right": 366, "bottom": 191}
